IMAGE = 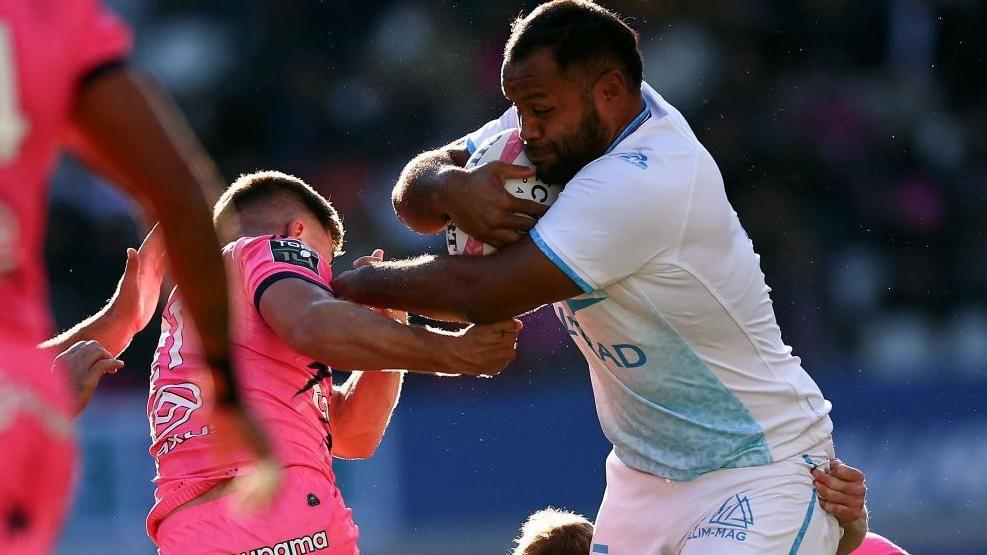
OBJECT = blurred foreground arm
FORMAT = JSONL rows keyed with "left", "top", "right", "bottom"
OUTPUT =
{"left": 69, "top": 67, "right": 235, "bottom": 395}
{"left": 67, "top": 66, "right": 277, "bottom": 502}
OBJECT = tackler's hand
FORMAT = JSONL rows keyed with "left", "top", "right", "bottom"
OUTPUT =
{"left": 55, "top": 340, "right": 124, "bottom": 416}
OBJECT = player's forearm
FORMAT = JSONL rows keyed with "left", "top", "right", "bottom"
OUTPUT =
{"left": 292, "top": 300, "right": 460, "bottom": 373}
{"left": 70, "top": 67, "right": 225, "bottom": 204}
{"left": 331, "top": 255, "right": 517, "bottom": 324}
{"left": 392, "top": 145, "right": 468, "bottom": 234}
{"left": 39, "top": 304, "right": 136, "bottom": 357}
{"left": 329, "top": 371, "right": 404, "bottom": 459}
{"left": 836, "top": 508, "right": 868, "bottom": 555}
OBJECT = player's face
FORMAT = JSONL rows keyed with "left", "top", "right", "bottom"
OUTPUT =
{"left": 503, "top": 50, "right": 611, "bottom": 185}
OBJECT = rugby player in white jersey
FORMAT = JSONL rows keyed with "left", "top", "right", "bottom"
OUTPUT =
{"left": 332, "top": 1, "right": 867, "bottom": 553}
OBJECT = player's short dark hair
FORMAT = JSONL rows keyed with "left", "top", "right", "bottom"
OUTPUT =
{"left": 504, "top": 0, "right": 643, "bottom": 91}
{"left": 512, "top": 507, "right": 594, "bottom": 555}
{"left": 214, "top": 170, "right": 344, "bottom": 255}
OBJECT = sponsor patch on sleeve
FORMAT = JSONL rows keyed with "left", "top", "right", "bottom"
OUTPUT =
{"left": 269, "top": 237, "right": 320, "bottom": 272}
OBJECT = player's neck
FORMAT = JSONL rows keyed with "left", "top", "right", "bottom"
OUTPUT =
{"left": 606, "top": 93, "right": 646, "bottom": 147}
{"left": 235, "top": 214, "right": 297, "bottom": 240}
{"left": 236, "top": 224, "right": 287, "bottom": 240}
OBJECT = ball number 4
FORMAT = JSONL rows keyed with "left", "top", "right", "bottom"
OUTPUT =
{"left": 0, "top": 22, "right": 30, "bottom": 165}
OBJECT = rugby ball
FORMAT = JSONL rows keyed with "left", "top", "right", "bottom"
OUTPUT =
{"left": 446, "top": 128, "right": 562, "bottom": 256}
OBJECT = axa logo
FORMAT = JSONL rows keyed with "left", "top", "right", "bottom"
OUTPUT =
{"left": 617, "top": 152, "right": 648, "bottom": 169}
{"left": 150, "top": 382, "right": 203, "bottom": 442}
{"left": 709, "top": 492, "right": 755, "bottom": 529}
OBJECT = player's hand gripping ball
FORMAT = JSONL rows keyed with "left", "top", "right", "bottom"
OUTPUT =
{"left": 446, "top": 128, "right": 562, "bottom": 255}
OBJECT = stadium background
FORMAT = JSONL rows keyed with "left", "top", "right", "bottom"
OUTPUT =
{"left": 47, "top": 1, "right": 985, "bottom": 553}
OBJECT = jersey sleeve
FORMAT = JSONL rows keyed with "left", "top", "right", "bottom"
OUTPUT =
{"left": 530, "top": 150, "right": 698, "bottom": 292}
{"left": 235, "top": 236, "right": 334, "bottom": 312}
{"left": 68, "top": 0, "right": 133, "bottom": 82}
{"left": 464, "top": 107, "right": 518, "bottom": 154}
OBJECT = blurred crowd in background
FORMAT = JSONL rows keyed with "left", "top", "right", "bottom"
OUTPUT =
{"left": 48, "top": 0, "right": 987, "bottom": 383}
{"left": 45, "top": 1, "right": 986, "bottom": 553}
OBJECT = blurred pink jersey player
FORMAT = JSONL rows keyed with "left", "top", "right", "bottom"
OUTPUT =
{"left": 0, "top": 0, "right": 130, "bottom": 552}
{"left": 852, "top": 532, "right": 910, "bottom": 555}
{"left": 149, "top": 235, "right": 358, "bottom": 554}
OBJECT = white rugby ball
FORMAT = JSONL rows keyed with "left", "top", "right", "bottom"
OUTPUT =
{"left": 446, "top": 128, "right": 562, "bottom": 256}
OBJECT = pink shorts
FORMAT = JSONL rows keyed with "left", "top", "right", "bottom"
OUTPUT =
{"left": 156, "top": 466, "right": 359, "bottom": 555}
{"left": 0, "top": 341, "right": 76, "bottom": 555}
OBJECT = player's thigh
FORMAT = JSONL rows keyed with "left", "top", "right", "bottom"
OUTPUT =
{"left": 591, "top": 452, "right": 684, "bottom": 555}
{"left": 679, "top": 477, "right": 839, "bottom": 555}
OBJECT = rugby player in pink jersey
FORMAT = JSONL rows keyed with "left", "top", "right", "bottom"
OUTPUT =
{"left": 0, "top": 1, "right": 275, "bottom": 551}
{"left": 63, "top": 171, "right": 521, "bottom": 554}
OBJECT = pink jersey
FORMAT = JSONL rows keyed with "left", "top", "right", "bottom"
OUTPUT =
{"left": 146, "top": 235, "right": 347, "bottom": 540}
{"left": 0, "top": 0, "right": 132, "bottom": 346}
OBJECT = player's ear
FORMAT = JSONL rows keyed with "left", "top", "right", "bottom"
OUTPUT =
{"left": 286, "top": 219, "right": 304, "bottom": 238}
{"left": 595, "top": 68, "right": 625, "bottom": 103}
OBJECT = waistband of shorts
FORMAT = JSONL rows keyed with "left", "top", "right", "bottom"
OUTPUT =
{"left": 147, "top": 476, "right": 235, "bottom": 542}
{"left": 611, "top": 426, "right": 836, "bottom": 484}
{"left": 147, "top": 463, "right": 336, "bottom": 541}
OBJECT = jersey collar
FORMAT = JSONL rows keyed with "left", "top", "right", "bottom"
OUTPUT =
{"left": 604, "top": 100, "right": 652, "bottom": 155}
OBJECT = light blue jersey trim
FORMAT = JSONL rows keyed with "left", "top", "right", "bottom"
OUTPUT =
{"left": 531, "top": 228, "right": 594, "bottom": 293}
{"left": 466, "top": 136, "right": 477, "bottom": 154}
{"left": 565, "top": 295, "right": 606, "bottom": 313}
{"left": 788, "top": 490, "right": 817, "bottom": 554}
{"left": 604, "top": 104, "right": 651, "bottom": 154}
{"left": 802, "top": 454, "right": 820, "bottom": 470}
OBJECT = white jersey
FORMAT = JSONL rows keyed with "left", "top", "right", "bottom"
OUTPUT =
{"left": 466, "top": 83, "right": 833, "bottom": 481}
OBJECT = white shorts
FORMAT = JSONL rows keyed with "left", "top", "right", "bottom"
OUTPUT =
{"left": 591, "top": 440, "right": 840, "bottom": 555}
